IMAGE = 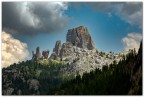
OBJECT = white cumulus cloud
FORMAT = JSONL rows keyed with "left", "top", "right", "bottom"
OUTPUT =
{"left": 2, "top": 31, "right": 29, "bottom": 68}
{"left": 122, "top": 32, "right": 142, "bottom": 52}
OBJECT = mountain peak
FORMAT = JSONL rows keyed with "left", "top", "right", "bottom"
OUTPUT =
{"left": 66, "top": 26, "right": 95, "bottom": 50}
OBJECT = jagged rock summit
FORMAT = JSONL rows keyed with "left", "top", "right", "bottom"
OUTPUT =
{"left": 31, "top": 26, "right": 122, "bottom": 75}
{"left": 52, "top": 26, "right": 96, "bottom": 59}
{"left": 66, "top": 26, "right": 95, "bottom": 50}
{"left": 53, "top": 40, "right": 61, "bottom": 57}
{"left": 50, "top": 26, "right": 121, "bottom": 75}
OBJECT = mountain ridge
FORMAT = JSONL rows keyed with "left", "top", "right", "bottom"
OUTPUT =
{"left": 30, "top": 26, "right": 130, "bottom": 76}
{"left": 2, "top": 26, "right": 142, "bottom": 95}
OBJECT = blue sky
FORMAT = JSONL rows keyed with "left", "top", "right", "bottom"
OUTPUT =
{"left": 2, "top": 2, "right": 143, "bottom": 66}
{"left": 15, "top": 2, "right": 142, "bottom": 56}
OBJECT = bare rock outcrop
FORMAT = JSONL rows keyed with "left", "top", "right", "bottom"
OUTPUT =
{"left": 42, "top": 50, "right": 49, "bottom": 59}
{"left": 66, "top": 26, "right": 95, "bottom": 50}
{"left": 27, "top": 79, "right": 40, "bottom": 95}
{"left": 59, "top": 42, "right": 73, "bottom": 59}
{"left": 32, "top": 47, "right": 41, "bottom": 60}
{"left": 53, "top": 40, "right": 61, "bottom": 56}
{"left": 53, "top": 26, "right": 96, "bottom": 60}
{"left": 49, "top": 52, "right": 58, "bottom": 60}
{"left": 36, "top": 47, "right": 41, "bottom": 59}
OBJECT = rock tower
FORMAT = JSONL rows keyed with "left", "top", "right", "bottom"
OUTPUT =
{"left": 66, "top": 26, "right": 95, "bottom": 50}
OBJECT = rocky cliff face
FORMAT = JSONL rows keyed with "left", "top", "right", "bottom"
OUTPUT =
{"left": 66, "top": 26, "right": 95, "bottom": 50}
{"left": 52, "top": 26, "right": 95, "bottom": 59}
{"left": 49, "top": 52, "right": 58, "bottom": 60}
{"left": 59, "top": 42, "right": 73, "bottom": 59}
{"left": 53, "top": 40, "right": 61, "bottom": 57}
{"left": 42, "top": 50, "right": 49, "bottom": 59}
{"left": 59, "top": 46, "right": 121, "bottom": 76}
{"left": 32, "top": 47, "right": 41, "bottom": 60}
{"left": 36, "top": 47, "right": 41, "bottom": 59}
{"left": 50, "top": 26, "right": 122, "bottom": 75}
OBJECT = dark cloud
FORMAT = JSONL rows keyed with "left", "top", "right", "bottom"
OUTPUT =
{"left": 2, "top": 2, "right": 68, "bottom": 35}
{"left": 2, "top": 2, "right": 142, "bottom": 35}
